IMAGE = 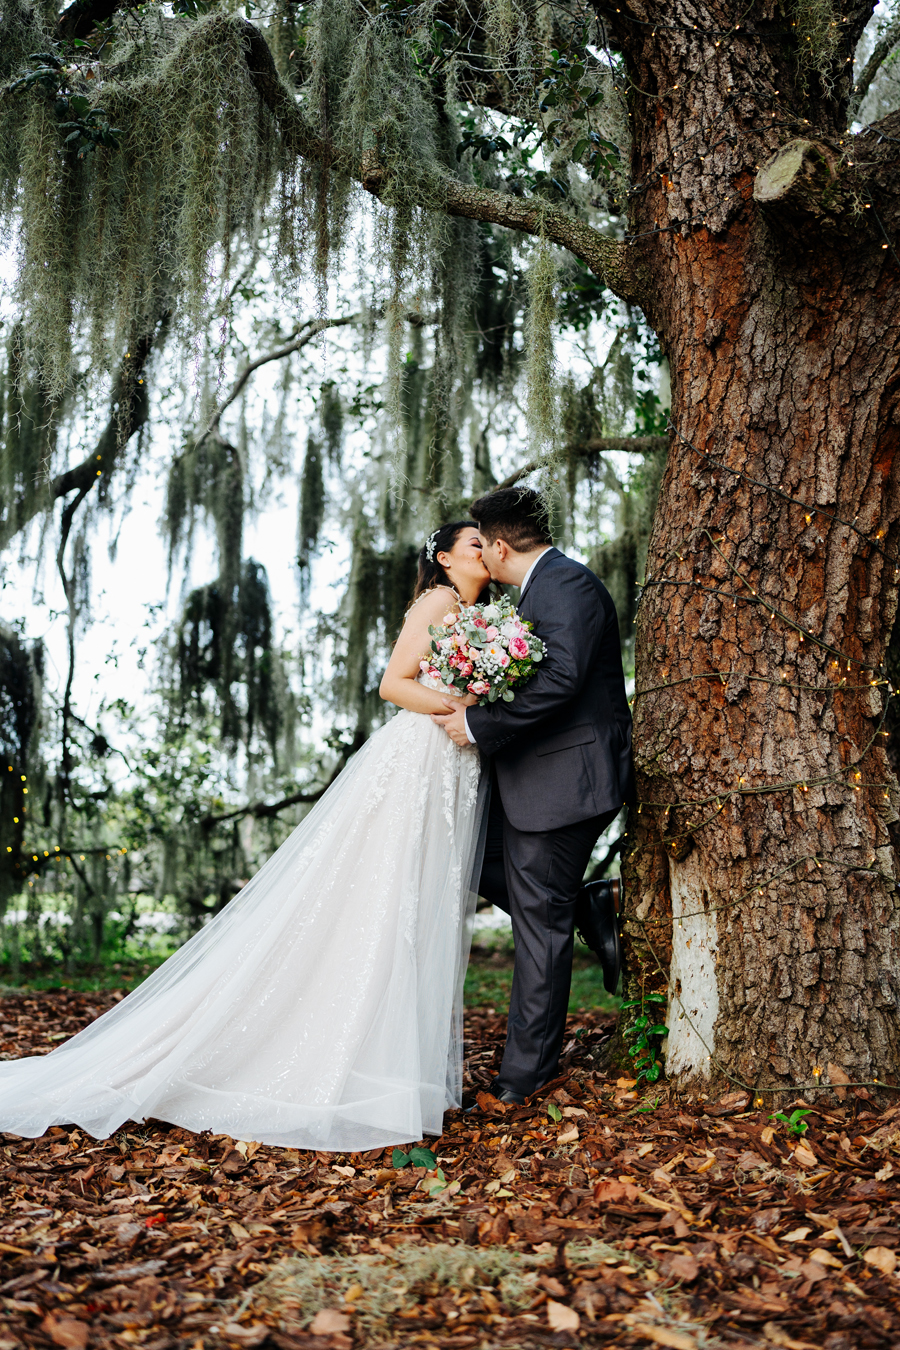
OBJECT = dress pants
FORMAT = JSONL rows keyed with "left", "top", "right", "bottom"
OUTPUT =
{"left": 478, "top": 772, "right": 619, "bottom": 1096}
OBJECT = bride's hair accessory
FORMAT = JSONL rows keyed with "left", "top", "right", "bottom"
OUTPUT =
{"left": 424, "top": 531, "right": 439, "bottom": 563}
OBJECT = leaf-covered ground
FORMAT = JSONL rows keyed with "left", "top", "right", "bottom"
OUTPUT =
{"left": 1, "top": 989, "right": 899, "bottom": 1350}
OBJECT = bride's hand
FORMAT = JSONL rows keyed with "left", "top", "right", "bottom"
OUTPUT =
{"left": 461, "top": 692, "right": 479, "bottom": 707}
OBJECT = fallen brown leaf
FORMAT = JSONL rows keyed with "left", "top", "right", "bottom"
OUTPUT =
{"left": 308, "top": 1308, "right": 352, "bottom": 1334}
{"left": 863, "top": 1246, "right": 898, "bottom": 1276}
{"left": 666, "top": 1252, "right": 699, "bottom": 1283}
{"left": 546, "top": 1299, "right": 580, "bottom": 1331}
{"left": 626, "top": 1322, "right": 697, "bottom": 1349}
{"left": 40, "top": 1315, "right": 88, "bottom": 1350}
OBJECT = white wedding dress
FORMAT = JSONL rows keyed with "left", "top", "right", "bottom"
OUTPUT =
{"left": 0, "top": 675, "right": 486, "bottom": 1151}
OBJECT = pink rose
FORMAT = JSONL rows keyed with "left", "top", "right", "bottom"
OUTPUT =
{"left": 460, "top": 661, "right": 473, "bottom": 676}
{"left": 468, "top": 680, "right": 489, "bottom": 695}
{"left": 428, "top": 667, "right": 441, "bottom": 679}
{"left": 500, "top": 654, "right": 509, "bottom": 667}
{"left": 484, "top": 625, "right": 499, "bottom": 640}
{"left": 509, "top": 636, "right": 529, "bottom": 659}
{"left": 419, "top": 659, "right": 430, "bottom": 672}
{"left": 473, "top": 616, "right": 487, "bottom": 629}
{"left": 443, "top": 612, "right": 457, "bottom": 626}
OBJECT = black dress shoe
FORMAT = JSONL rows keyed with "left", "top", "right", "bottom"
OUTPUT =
{"left": 575, "top": 878, "right": 622, "bottom": 994}
{"left": 464, "top": 1083, "right": 527, "bottom": 1111}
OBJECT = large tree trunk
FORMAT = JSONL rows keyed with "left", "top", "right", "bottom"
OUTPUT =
{"left": 612, "top": 0, "right": 900, "bottom": 1098}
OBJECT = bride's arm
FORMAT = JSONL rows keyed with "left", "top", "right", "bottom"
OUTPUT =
{"left": 379, "top": 589, "right": 477, "bottom": 716}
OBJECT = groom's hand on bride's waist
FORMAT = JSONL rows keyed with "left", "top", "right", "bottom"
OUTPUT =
{"left": 432, "top": 697, "right": 472, "bottom": 747}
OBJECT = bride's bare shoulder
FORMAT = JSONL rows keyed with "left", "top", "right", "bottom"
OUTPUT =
{"left": 404, "top": 586, "right": 459, "bottom": 623}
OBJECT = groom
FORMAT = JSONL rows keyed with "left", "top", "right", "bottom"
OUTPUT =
{"left": 433, "top": 487, "right": 634, "bottom": 1104}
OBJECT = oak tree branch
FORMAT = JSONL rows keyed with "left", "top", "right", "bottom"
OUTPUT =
{"left": 496, "top": 435, "right": 669, "bottom": 490}
{"left": 238, "top": 21, "right": 643, "bottom": 303}
{"left": 852, "top": 10, "right": 900, "bottom": 114}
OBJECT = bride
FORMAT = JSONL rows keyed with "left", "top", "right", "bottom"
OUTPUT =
{"left": 0, "top": 522, "right": 492, "bottom": 1152}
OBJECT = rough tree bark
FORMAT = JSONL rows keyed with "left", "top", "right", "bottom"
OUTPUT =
{"left": 607, "top": 0, "right": 900, "bottom": 1100}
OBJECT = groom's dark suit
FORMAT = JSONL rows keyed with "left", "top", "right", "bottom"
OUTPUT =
{"left": 468, "top": 547, "right": 633, "bottom": 1097}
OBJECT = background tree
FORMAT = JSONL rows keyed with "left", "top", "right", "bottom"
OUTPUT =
{"left": 1, "top": 0, "right": 899, "bottom": 1100}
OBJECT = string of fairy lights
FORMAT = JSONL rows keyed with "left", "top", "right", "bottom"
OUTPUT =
{"left": 3, "top": 766, "right": 127, "bottom": 887}
{"left": 2, "top": 777, "right": 128, "bottom": 880}
{"left": 620, "top": 418, "right": 900, "bottom": 1098}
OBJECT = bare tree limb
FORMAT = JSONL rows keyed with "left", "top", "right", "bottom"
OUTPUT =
{"left": 852, "top": 10, "right": 900, "bottom": 114}
{"left": 199, "top": 315, "right": 357, "bottom": 446}
{"left": 200, "top": 729, "right": 368, "bottom": 829}
{"left": 56, "top": 0, "right": 123, "bottom": 39}
{"left": 495, "top": 435, "right": 669, "bottom": 490}
{"left": 198, "top": 307, "right": 435, "bottom": 447}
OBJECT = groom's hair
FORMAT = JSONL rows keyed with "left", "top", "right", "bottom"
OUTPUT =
{"left": 471, "top": 488, "right": 552, "bottom": 552}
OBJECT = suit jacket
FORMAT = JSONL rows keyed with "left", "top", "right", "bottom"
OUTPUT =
{"left": 466, "top": 548, "right": 634, "bottom": 832}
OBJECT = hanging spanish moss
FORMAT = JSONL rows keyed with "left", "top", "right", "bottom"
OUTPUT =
{"left": 0, "top": 623, "right": 44, "bottom": 911}
{"left": 0, "top": 325, "right": 57, "bottom": 550}
{"left": 525, "top": 231, "right": 559, "bottom": 469}
{"left": 297, "top": 432, "right": 326, "bottom": 592}
{"left": 794, "top": 0, "right": 842, "bottom": 90}
{"left": 4, "top": 12, "right": 281, "bottom": 398}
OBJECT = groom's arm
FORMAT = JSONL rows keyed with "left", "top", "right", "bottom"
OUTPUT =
{"left": 464, "top": 568, "right": 604, "bottom": 755}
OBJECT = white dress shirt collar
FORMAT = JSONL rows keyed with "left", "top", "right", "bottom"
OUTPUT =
{"left": 519, "top": 546, "right": 554, "bottom": 598}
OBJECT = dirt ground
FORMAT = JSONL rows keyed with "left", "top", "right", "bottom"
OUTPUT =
{"left": 1, "top": 989, "right": 898, "bottom": 1350}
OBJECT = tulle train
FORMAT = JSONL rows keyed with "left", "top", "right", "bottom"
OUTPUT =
{"left": 0, "top": 703, "right": 486, "bottom": 1151}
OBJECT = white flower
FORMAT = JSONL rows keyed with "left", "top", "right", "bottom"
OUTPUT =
{"left": 482, "top": 604, "right": 501, "bottom": 621}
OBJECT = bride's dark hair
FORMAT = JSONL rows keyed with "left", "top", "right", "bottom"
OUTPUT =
{"left": 409, "top": 521, "right": 491, "bottom": 607}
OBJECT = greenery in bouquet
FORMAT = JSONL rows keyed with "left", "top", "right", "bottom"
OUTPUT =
{"left": 422, "top": 597, "right": 545, "bottom": 704}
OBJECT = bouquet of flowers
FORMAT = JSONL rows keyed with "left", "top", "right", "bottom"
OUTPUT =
{"left": 421, "top": 594, "right": 546, "bottom": 704}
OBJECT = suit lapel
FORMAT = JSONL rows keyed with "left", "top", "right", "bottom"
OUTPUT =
{"left": 519, "top": 548, "right": 559, "bottom": 612}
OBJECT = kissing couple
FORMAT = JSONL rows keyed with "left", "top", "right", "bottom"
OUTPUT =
{"left": 0, "top": 489, "right": 634, "bottom": 1150}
